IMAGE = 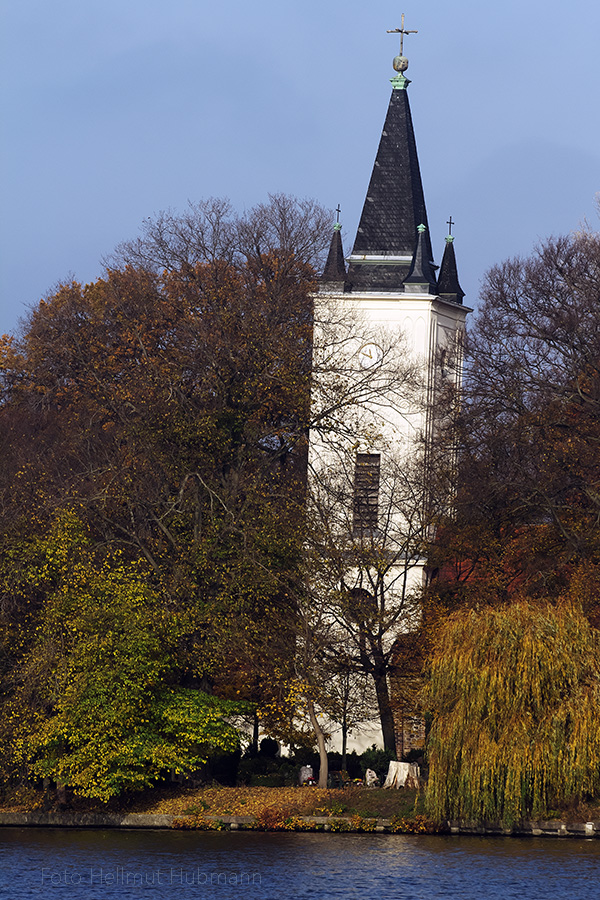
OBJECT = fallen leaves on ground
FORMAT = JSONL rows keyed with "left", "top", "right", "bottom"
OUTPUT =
{"left": 138, "top": 785, "right": 422, "bottom": 819}
{"left": 143, "top": 786, "right": 340, "bottom": 817}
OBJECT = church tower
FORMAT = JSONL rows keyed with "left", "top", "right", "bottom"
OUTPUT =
{"left": 314, "top": 27, "right": 469, "bottom": 589}
{"left": 309, "top": 26, "right": 470, "bottom": 754}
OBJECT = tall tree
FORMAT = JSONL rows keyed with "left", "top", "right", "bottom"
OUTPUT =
{"left": 0, "top": 197, "right": 329, "bottom": 794}
{"left": 426, "top": 225, "right": 600, "bottom": 615}
{"left": 305, "top": 442, "right": 432, "bottom": 756}
{"left": 109, "top": 193, "right": 332, "bottom": 277}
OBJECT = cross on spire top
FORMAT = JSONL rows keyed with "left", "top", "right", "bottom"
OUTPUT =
{"left": 387, "top": 13, "right": 418, "bottom": 57}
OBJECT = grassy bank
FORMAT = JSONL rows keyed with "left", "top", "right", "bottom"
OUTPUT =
{"left": 2, "top": 782, "right": 598, "bottom": 830}
{"left": 1, "top": 783, "right": 424, "bottom": 820}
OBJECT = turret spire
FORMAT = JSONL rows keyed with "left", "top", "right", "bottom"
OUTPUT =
{"left": 403, "top": 224, "right": 438, "bottom": 293}
{"left": 320, "top": 217, "right": 346, "bottom": 291}
{"left": 437, "top": 233, "right": 465, "bottom": 304}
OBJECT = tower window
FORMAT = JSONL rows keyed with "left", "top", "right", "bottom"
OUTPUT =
{"left": 353, "top": 453, "right": 380, "bottom": 533}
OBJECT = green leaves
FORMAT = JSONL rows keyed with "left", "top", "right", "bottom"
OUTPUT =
{"left": 30, "top": 687, "right": 245, "bottom": 802}
{"left": 3, "top": 512, "right": 247, "bottom": 801}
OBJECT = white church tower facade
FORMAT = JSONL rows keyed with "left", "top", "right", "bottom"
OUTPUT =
{"left": 309, "top": 33, "right": 470, "bottom": 754}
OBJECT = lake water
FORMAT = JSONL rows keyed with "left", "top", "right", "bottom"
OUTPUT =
{"left": 1, "top": 828, "right": 599, "bottom": 899}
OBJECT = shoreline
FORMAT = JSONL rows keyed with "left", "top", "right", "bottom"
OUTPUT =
{"left": 0, "top": 810, "right": 599, "bottom": 837}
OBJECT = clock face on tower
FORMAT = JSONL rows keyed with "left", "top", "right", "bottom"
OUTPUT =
{"left": 358, "top": 343, "right": 383, "bottom": 368}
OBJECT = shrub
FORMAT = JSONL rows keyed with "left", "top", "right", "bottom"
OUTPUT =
{"left": 359, "top": 746, "right": 395, "bottom": 780}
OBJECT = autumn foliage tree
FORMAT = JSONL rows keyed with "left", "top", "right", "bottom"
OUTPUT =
{"left": 0, "top": 195, "right": 332, "bottom": 797}
{"left": 426, "top": 225, "right": 600, "bottom": 619}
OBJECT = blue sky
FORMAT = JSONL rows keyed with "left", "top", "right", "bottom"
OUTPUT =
{"left": 1, "top": 0, "right": 598, "bottom": 335}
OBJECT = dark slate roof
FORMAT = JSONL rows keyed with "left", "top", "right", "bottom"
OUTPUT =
{"left": 320, "top": 225, "right": 346, "bottom": 287}
{"left": 346, "top": 86, "right": 433, "bottom": 292}
{"left": 437, "top": 236, "right": 465, "bottom": 304}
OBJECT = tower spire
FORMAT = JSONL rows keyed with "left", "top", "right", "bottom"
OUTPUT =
{"left": 346, "top": 26, "right": 434, "bottom": 293}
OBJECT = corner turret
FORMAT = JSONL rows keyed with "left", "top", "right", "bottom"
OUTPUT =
{"left": 403, "top": 224, "right": 438, "bottom": 294}
{"left": 437, "top": 235, "right": 465, "bottom": 305}
{"left": 320, "top": 223, "right": 346, "bottom": 292}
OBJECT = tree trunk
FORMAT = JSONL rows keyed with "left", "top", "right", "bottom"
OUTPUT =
{"left": 56, "top": 780, "right": 67, "bottom": 806}
{"left": 251, "top": 712, "right": 259, "bottom": 756}
{"left": 307, "top": 699, "right": 328, "bottom": 788}
{"left": 373, "top": 669, "right": 397, "bottom": 756}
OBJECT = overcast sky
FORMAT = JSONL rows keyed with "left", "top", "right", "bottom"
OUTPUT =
{"left": 1, "top": 0, "right": 598, "bottom": 335}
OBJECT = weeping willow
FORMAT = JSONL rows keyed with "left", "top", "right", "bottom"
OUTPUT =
{"left": 425, "top": 602, "right": 600, "bottom": 826}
